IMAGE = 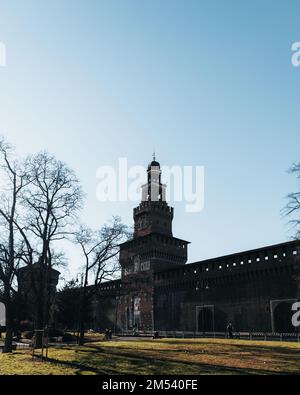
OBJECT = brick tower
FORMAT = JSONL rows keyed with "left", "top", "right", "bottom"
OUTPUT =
{"left": 117, "top": 156, "right": 189, "bottom": 331}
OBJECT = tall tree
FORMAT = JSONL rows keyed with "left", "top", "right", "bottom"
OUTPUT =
{"left": 74, "top": 217, "right": 129, "bottom": 345}
{"left": 21, "top": 151, "right": 83, "bottom": 336}
{"left": 0, "top": 138, "right": 28, "bottom": 352}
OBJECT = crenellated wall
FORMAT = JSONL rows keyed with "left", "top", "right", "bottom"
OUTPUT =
{"left": 153, "top": 240, "right": 300, "bottom": 332}
{"left": 56, "top": 240, "right": 300, "bottom": 333}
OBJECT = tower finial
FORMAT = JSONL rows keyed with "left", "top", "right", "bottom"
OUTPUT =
{"left": 152, "top": 151, "right": 156, "bottom": 161}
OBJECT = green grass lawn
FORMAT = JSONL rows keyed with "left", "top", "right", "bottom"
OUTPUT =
{"left": 1, "top": 338, "right": 300, "bottom": 375}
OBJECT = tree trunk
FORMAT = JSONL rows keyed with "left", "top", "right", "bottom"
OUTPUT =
{"left": 34, "top": 292, "right": 45, "bottom": 348}
{"left": 77, "top": 286, "right": 88, "bottom": 346}
{"left": 77, "top": 267, "right": 89, "bottom": 346}
{"left": 34, "top": 260, "right": 49, "bottom": 348}
{"left": 78, "top": 324, "right": 85, "bottom": 346}
{"left": 3, "top": 299, "right": 13, "bottom": 353}
{"left": 77, "top": 294, "right": 86, "bottom": 346}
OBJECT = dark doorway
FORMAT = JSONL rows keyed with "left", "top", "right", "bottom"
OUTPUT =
{"left": 197, "top": 307, "right": 213, "bottom": 332}
{"left": 273, "top": 301, "right": 295, "bottom": 333}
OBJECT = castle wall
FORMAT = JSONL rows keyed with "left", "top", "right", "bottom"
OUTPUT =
{"left": 56, "top": 241, "right": 300, "bottom": 334}
{"left": 154, "top": 241, "right": 300, "bottom": 333}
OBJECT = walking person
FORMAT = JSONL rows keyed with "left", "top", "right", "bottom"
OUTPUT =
{"left": 227, "top": 323, "right": 234, "bottom": 339}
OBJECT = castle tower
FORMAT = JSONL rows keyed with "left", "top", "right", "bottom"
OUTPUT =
{"left": 117, "top": 157, "right": 189, "bottom": 332}
{"left": 134, "top": 155, "right": 172, "bottom": 238}
{"left": 119, "top": 156, "right": 190, "bottom": 276}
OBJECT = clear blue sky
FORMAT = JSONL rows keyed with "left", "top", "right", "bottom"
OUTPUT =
{"left": 0, "top": 0, "right": 299, "bottom": 280}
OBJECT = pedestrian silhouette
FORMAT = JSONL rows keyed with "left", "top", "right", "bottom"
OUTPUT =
{"left": 227, "top": 323, "right": 234, "bottom": 339}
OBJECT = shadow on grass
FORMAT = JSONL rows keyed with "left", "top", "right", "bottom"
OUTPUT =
{"left": 42, "top": 343, "right": 293, "bottom": 375}
{"left": 141, "top": 339, "right": 300, "bottom": 366}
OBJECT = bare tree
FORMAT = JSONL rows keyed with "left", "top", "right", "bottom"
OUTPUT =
{"left": 74, "top": 217, "right": 129, "bottom": 345}
{"left": 0, "top": 138, "right": 28, "bottom": 352}
{"left": 19, "top": 151, "right": 83, "bottom": 341}
{"left": 0, "top": 142, "right": 83, "bottom": 350}
{"left": 283, "top": 162, "right": 300, "bottom": 239}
